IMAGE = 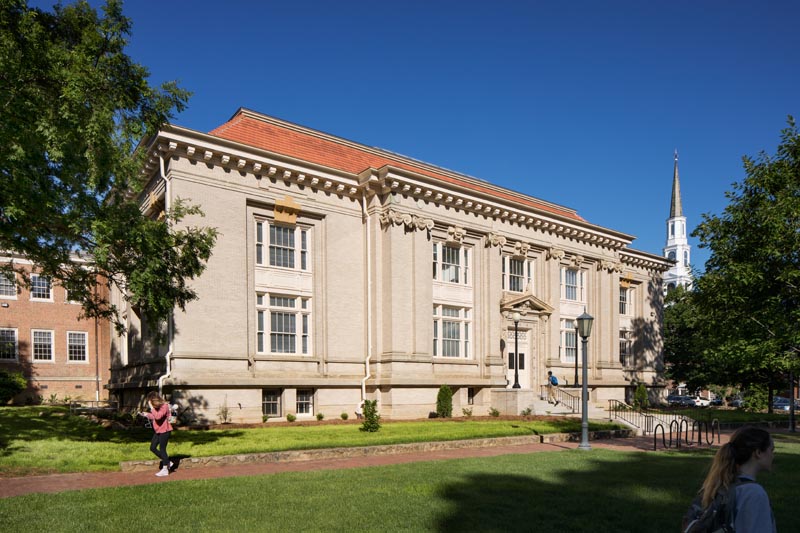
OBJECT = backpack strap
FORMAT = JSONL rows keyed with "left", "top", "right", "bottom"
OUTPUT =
{"left": 727, "top": 477, "right": 756, "bottom": 528}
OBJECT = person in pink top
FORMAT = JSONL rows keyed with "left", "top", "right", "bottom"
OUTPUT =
{"left": 140, "top": 391, "right": 174, "bottom": 477}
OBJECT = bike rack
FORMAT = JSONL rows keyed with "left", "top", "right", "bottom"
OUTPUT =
{"left": 653, "top": 423, "right": 667, "bottom": 451}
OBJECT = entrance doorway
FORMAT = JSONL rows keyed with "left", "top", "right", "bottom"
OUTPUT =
{"left": 506, "top": 328, "right": 530, "bottom": 388}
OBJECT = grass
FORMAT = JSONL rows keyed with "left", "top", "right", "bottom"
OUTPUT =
{"left": 0, "top": 406, "right": 621, "bottom": 476}
{"left": 1, "top": 432, "right": 799, "bottom": 532}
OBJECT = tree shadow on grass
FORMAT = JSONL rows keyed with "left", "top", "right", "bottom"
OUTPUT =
{"left": 0, "top": 406, "right": 245, "bottom": 457}
{"left": 434, "top": 444, "right": 800, "bottom": 533}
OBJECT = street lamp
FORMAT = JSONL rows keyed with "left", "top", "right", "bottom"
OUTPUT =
{"left": 576, "top": 309, "right": 594, "bottom": 451}
{"left": 512, "top": 312, "right": 521, "bottom": 389}
{"left": 573, "top": 324, "right": 579, "bottom": 387}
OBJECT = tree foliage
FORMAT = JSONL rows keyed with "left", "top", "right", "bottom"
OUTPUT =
{"left": 436, "top": 384, "right": 453, "bottom": 418}
{"left": 0, "top": 0, "right": 217, "bottom": 330}
{"left": 0, "top": 370, "right": 26, "bottom": 404}
{"left": 688, "top": 117, "right": 800, "bottom": 389}
{"left": 359, "top": 399, "right": 381, "bottom": 432}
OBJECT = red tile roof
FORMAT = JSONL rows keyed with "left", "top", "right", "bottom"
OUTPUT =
{"left": 209, "top": 110, "right": 584, "bottom": 221}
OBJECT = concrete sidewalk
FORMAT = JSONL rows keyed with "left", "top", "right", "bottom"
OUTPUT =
{"left": 0, "top": 432, "right": 725, "bottom": 499}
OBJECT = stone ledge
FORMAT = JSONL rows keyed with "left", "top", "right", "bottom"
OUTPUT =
{"left": 120, "top": 430, "right": 633, "bottom": 472}
{"left": 540, "top": 429, "right": 635, "bottom": 444}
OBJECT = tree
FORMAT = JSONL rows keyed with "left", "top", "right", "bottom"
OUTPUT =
{"left": 690, "top": 117, "right": 800, "bottom": 394}
{"left": 359, "top": 399, "right": 381, "bottom": 432}
{"left": 0, "top": 0, "right": 217, "bottom": 331}
{"left": 436, "top": 385, "right": 453, "bottom": 418}
{"left": 663, "top": 285, "right": 716, "bottom": 390}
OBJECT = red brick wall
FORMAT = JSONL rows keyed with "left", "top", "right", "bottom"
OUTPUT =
{"left": 0, "top": 262, "right": 111, "bottom": 403}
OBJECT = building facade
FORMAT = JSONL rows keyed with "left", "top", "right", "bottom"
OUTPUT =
{"left": 0, "top": 255, "right": 111, "bottom": 403}
{"left": 109, "top": 109, "right": 671, "bottom": 422}
{"left": 663, "top": 151, "right": 693, "bottom": 292}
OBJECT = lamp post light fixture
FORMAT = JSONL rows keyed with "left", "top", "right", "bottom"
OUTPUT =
{"left": 576, "top": 309, "right": 594, "bottom": 451}
{"left": 512, "top": 312, "right": 521, "bottom": 389}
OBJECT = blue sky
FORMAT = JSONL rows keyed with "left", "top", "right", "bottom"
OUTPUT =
{"left": 37, "top": 1, "right": 800, "bottom": 270}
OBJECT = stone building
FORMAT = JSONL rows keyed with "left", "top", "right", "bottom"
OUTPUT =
{"left": 108, "top": 109, "right": 670, "bottom": 422}
{"left": 0, "top": 254, "right": 111, "bottom": 403}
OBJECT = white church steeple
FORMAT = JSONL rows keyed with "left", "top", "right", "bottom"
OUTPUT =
{"left": 663, "top": 151, "right": 692, "bottom": 292}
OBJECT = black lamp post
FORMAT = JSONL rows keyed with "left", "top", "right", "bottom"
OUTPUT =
{"left": 573, "top": 325, "right": 579, "bottom": 387}
{"left": 576, "top": 309, "right": 594, "bottom": 451}
{"left": 512, "top": 312, "right": 521, "bottom": 389}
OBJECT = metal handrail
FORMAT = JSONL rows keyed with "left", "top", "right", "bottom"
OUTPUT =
{"left": 539, "top": 385, "right": 580, "bottom": 412}
{"left": 608, "top": 400, "right": 655, "bottom": 434}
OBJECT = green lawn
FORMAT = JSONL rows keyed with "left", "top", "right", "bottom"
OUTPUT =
{"left": 1, "top": 432, "right": 798, "bottom": 532}
{"left": 0, "top": 406, "right": 621, "bottom": 476}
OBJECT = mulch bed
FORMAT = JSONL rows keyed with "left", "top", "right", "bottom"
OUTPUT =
{"left": 180, "top": 414, "right": 568, "bottom": 431}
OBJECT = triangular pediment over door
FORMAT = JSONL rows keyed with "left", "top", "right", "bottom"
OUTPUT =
{"left": 499, "top": 293, "right": 554, "bottom": 319}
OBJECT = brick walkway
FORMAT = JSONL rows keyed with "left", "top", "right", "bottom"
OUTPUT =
{"left": 0, "top": 432, "right": 732, "bottom": 499}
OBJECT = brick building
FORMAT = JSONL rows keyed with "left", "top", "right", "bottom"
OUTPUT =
{"left": 0, "top": 254, "right": 111, "bottom": 403}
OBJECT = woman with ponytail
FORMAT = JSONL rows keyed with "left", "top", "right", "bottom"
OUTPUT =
{"left": 140, "top": 391, "right": 174, "bottom": 477}
{"left": 694, "top": 426, "right": 776, "bottom": 532}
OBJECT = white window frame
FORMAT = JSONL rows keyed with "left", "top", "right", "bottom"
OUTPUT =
{"left": 256, "top": 293, "right": 312, "bottom": 356}
{"left": 67, "top": 331, "right": 88, "bottom": 363}
{"left": 255, "top": 221, "right": 311, "bottom": 271}
{"left": 30, "top": 274, "right": 53, "bottom": 301}
{"left": 619, "top": 287, "right": 631, "bottom": 316}
{"left": 296, "top": 388, "right": 314, "bottom": 415}
{"left": 433, "top": 305, "right": 471, "bottom": 358}
{"left": 0, "top": 272, "right": 16, "bottom": 299}
{"left": 560, "top": 319, "right": 577, "bottom": 363}
{"left": 620, "top": 330, "right": 633, "bottom": 366}
{"left": 432, "top": 243, "right": 471, "bottom": 286}
{"left": 262, "top": 388, "right": 283, "bottom": 417}
{"left": 502, "top": 256, "right": 533, "bottom": 293}
{"left": 0, "top": 328, "right": 18, "bottom": 360}
{"left": 560, "top": 268, "right": 585, "bottom": 302}
{"left": 31, "top": 329, "right": 54, "bottom": 362}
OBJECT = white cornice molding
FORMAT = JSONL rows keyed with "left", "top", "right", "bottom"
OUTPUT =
{"left": 144, "top": 130, "right": 362, "bottom": 200}
{"left": 142, "top": 127, "right": 637, "bottom": 251}
{"left": 619, "top": 249, "right": 672, "bottom": 273}
{"left": 378, "top": 167, "right": 633, "bottom": 251}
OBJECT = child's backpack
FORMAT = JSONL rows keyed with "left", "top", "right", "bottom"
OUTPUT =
{"left": 549, "top": 375, "right": 558, "bottom": 386}
{"left": 681, "top": 479, "right": 753, "bottom": 533}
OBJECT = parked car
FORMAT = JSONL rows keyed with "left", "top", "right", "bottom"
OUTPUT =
{"left": 691, "top": 396, "right": 711, "bottom": 407}
{"left": 729, "top": 398, "right": 745, "bottom": 408}
{"left": 666, "top": 394, "right": 682, "bottom": 405}
{"left": 668, "top": 395, "right": 695, "bottom": 407}
{"left": 709, "top": 398, "right": 724, "bottom": 406}
{"left": 773, "top": 397, "right": 791, "bottom": 412}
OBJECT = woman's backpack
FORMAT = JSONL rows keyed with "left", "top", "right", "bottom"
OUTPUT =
{"left": 681, "top": 480, "right": 753, "bottom": 533}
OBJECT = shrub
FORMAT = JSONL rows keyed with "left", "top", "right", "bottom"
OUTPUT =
{"left": 217, "top": 396, "right": 231, "bottom": 424}
{"left": 488, "top": 407, "right": 500, "bottom": 417}
{"left": 47, "top": 393, "right": 59, "bottom": 405}
{"left": 0, "top": 371, "right": 26, "bottom": 404}
{"left": 286, "top": 413, "right": 296, "bottom": 422}
{"left": 262, "top": 415, "right": 270, "bottom": 423}
{"left": 340, "top": 412, "right": 349, "bottom": 420}
{"left": 436, "top": 385, "right": 453, "bottom": 418}
{"left": 461, "top": 407, "right": 473, "bottom": 417}
{"left": 316, "top": 412, "right": 324, "bottom": 421}
{"left": 360, "top": 399, "right": 381, "bottom": 432}
{"left": 634, "top": 383, "right": 648, "bottom": 410}
{"left": 521, "top": 407, "right": 532, "bottom": 416}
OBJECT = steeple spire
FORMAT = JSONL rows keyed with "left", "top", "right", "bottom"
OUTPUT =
{"left": 670, "top": 150, "right": 683, "bottom": 218}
